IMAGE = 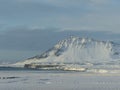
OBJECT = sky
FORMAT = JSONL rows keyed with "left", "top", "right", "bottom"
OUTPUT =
{"left": 0, "top": 0, "right": 120, "bottom": 63}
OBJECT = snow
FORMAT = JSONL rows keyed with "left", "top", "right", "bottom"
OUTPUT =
{"left": 13, "top": 36, "right": 120, "bottom": 72}
{"left": 0, "top": 70, "right": 120, "bottom": 90}
{"left": 1, "top": 35, "right": 120, "bottom": 90}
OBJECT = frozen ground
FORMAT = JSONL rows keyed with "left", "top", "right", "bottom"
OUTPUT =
{"left": 0, "top": 70, "right": 120, "bottom": 90}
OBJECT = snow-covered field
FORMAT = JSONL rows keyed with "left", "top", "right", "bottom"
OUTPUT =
{"left": 4, "top": 37, "right": 119, "bottom": 90}
{"left": 0, "top": 70, "right": 120, "bottom": 90}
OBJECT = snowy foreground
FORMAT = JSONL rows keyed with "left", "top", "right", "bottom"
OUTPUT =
{"left": 0, "top": 70, "right": 120, "bottom": 90}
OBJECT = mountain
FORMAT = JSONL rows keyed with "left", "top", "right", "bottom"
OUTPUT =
{"left": 14, "top": 36, "right": 120, "bottom": 68}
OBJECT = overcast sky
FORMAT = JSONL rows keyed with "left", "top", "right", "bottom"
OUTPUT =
{"left": 0, "top": 0, "right": 120, "bottom": 63}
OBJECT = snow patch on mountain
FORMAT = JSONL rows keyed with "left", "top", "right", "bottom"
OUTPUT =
{"left": 14, "top": 36, "right": 120, "bottom": 67}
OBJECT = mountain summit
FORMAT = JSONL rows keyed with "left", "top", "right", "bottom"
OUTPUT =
{"left": 15, "top": 36, "right": 120, "bottom": 66}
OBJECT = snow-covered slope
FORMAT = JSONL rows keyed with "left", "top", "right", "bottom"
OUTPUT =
{"left": 14, "top": 36, "right": 120, "bottom": 68}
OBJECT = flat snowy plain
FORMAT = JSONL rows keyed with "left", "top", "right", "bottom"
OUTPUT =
{"left": 0, "top": 70, "right": 120, "bottom": 90}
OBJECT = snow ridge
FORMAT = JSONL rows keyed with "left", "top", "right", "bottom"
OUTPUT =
{"left": 14, "top": 36, "right": 120, "bottom": 67}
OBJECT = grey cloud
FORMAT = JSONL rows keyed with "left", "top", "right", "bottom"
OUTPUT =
{"left": 0, "top": 0, "right": 89, "bottom": 27}
{"left": 0, "top": 27, "right": 120, "bottom": 63}
{"left": 1, "top": 0, "right": 119, "bottom": 33}
{"left": 0, "top": 0, "right": 82, "bottom": 17}
{"left": 0, "top": 0, "right": 91, "bottom": 20}
{"left": 0, "top": 27, "right": 120, "bottom": 51}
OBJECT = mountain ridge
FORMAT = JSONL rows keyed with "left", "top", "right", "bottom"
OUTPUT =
{"left": 14, "top": 36, "right": 120, "bottom": 67}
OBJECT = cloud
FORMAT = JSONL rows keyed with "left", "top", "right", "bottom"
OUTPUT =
{"left": 0, "top": 0, "right": 120, "bottom": 63}
{"left": 0, "top": 26, "right": 120, "bottom": 62}
{"left": 0, "top": 0, "right": 120, "bottom": 33}
{"left": 89, "top": 0, "right": 109, "bottom": 4}
{"left": 0, "top": 27, "right": 119, "bottom": 51}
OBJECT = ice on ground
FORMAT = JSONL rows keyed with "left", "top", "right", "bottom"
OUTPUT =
{"left": 0, "top": 70, "right": 120, "bottom": 90}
